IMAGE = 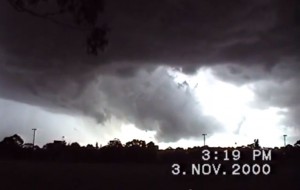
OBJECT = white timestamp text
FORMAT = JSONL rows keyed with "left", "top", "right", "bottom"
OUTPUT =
{"left": 171, "top": 163, "right": 271, "bottom": 176}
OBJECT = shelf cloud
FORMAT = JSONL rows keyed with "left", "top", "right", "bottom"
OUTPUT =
{"left": 0, "top": 0, "right": 299, "bottom": 143}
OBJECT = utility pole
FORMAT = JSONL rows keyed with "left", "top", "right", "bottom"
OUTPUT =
{"left": 283, "top": 134, "right": 287, "bottom": 146}
{"left": 202, "top": 134, "right": 207, "bottom": 146}
{"left": 32, "top": 128, "right": 37, "bottom": 148}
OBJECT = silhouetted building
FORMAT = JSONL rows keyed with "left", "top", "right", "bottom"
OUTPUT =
{"left": 43, "top": 140, "right": 66, "bottom": 150}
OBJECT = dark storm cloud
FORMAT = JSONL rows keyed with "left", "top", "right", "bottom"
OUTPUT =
{"left": 210, "top": 64, "right": 273, "bottom": 86}
{"left": 1, "top": 0, "right": 299, "bottom": 70}
{"left": 104, "top": 0, "right": 300, "bottom": 67}
{"left": 0, "top": 0, "right": 299, "bottom": 142}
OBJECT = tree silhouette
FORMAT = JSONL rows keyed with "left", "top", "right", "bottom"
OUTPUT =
{"left": 70, "top": 142, "right": 81, "bottom": 148}
{"left": 247, "top": 139, "right": 260, "bottom": 149}
{"left": 146, "top": 141, "right": 158, "bottom": 150}
{"left": 86, "top": 144, "right": 94, "bottom": 149}
{"left": 0, "top": 134, "right": 24, "bottom": 159}
{"left": 7, "top": 0, "right": 108, "bottom": 55}
{"left": 0, "top": 134, "right": 24, "bottom": 147}
{"left": 125, "top": 139, "right": 146, "bottom": 148}
{"left": 107, "top": 138, "right": 123, "bottom": 148}
{"left": 295, "top": 140, "right": 300, "bottom": 147}
{"left": 0, "top": 133, "right": 299, "bottom": 166}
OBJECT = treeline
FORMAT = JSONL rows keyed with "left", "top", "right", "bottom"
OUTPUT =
{"left": 0, "top": 134, "right": 300, "bottom": 164}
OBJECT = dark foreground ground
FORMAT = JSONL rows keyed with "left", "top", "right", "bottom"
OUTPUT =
{"left": 0, "top": 160, "right": 298, "bottom": 190}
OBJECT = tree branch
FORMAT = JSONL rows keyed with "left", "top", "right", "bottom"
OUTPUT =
{"left": 8, "top": 0, "right": 90, "bottom": 31}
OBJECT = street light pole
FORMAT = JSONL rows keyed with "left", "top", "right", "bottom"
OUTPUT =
{"left": 32, "top": 128, "right": 37, "bottom": 148}
{"left": 283, "top": 134, "right": 287, "bottom": 146}
{"left": 202, "top": 134, "right": 207, "bottom": 146}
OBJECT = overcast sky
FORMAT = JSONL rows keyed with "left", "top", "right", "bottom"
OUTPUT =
{"left": 0, "top": 0, "right": 299, "bottom": 148}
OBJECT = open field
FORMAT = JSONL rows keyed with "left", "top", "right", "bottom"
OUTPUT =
{"left": 0, "top": 160, "right": 298, "bottom": 190}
